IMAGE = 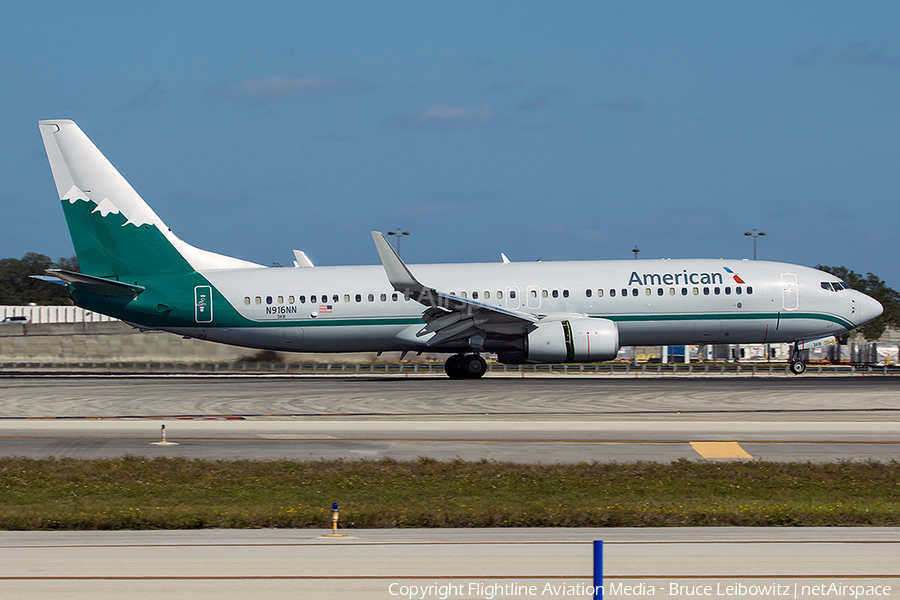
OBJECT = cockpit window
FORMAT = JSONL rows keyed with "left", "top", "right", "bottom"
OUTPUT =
{"left": 821, "top": 281, "right": 848, "bottom": 292}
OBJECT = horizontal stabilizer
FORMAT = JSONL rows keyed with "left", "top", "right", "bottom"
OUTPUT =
{"left": 46, "top": 269, "right": 145, "bottom": 298}
{"left": 30, "top": 275, "right": 68, "bottom": 286}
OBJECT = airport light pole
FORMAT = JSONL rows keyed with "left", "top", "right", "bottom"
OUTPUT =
{"left": 632, "top": 246, "right": 639, "bottom": 260}
{"left": 387, "top": 229, "right": 410, "bottom": 255}
{"left": 744, "top": 229, "right": 765, "bottom": 260}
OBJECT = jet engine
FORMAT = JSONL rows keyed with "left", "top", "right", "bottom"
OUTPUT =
{"left": 498, "top": 317, "right": 619, "bottom": 364}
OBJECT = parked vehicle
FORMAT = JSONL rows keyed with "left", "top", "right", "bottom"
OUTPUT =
{"left": 0, "top": 316, "right": 30, "bottom": 324}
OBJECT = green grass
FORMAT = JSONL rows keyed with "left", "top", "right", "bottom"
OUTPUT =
{"left": 1, "top": 457, "right": 899, "bottom": 530}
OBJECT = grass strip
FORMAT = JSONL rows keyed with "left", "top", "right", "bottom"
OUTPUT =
{"left": 2, "top": 457, "right": 899, "bottom": 530}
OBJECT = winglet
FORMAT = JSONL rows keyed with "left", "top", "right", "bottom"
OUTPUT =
{"left": 292, "top": 250, "right": 314, "bottom": 268}
{"left": 371, "top": 231, "right": 424, "bottom": 293}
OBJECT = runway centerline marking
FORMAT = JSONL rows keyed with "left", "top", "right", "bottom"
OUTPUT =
{"left": 690, "top": 441, "right": 753, "bottom": 459}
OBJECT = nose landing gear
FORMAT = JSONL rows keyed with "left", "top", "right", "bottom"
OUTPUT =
{"left": 789, "top": 343, "right": 807, "bottom": 375}
{"left": 789, "top": 360, "right": 807, "bottom": 375}
{"left": 444, "top": 354, "right": 487, "bottom": 379}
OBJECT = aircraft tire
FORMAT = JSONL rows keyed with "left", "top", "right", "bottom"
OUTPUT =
{"left": 789, "top": 360, "right": 807, "bottom": 375}
{"left": 462, "top": 354, "right": 487, "bottom": 379}
{"left": 444, "top": 355, "right": 465, "bottom": 379}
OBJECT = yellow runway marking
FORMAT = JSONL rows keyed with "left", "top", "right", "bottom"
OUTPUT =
{"left": 689, "top": 441, "right": 753, "bottom": 459}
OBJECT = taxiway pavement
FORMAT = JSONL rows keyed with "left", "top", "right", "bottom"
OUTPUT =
{"left": 1, "top": 528, "right": 898, "bottom": 600}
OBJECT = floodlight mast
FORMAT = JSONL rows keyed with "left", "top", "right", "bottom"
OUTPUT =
{"left": 744, "top": 229, "right": 765, "bottom": 260}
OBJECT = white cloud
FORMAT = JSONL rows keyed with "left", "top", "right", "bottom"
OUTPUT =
{"left": 383, "top": 103, "right": 497, "bottom": 130}
{"left": 211, "top": 74, "right": 372, "bottom": 103}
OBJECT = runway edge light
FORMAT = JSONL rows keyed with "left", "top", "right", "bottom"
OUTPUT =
{"left": 322, "top": 502, "right": 347, "bottom": 538}
{"left": 594, "top": 540, "right": 603, "bottom": 600}
{"left": 150, "top": 423, "right": 178, "bottom": 446}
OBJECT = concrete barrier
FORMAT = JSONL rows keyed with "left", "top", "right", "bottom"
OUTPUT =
{"left": 0, "top": 322, "right": 248, "bottom": 363}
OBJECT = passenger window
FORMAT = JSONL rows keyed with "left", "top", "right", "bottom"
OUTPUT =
{"left": 289, "top": 296, "right": 295, "bottom": 304}
{"left": 542, "top": 290, "right": 548, "bottom": 298}
{"left": 343, "top": 294, "right": 350, "bottom": 303}
{"left": 510, "top": 290, "right": 517, "bottom": 299}
{"left": 529, "top": 290, "right": 536, "bottom": 299}
{"left": 368, "top": 293, "right": 375, "bottom": 302}
{"left": 299, "top": 295, "right": 306, "bottom": 304}
{"left": 645, "top": 288, "right": 651, "bottom": 296}
{"left": 473, "top": 291, "right": 479, "bottom": 299}
{"left": 563, "top": 289, "right": 569, "bottom": 298}
{"left": 585, "top": 289, "right": 592, "bottom": 298}
{"left": 485, "top": 291, "right": 490, "bottom": 299}
{"left": 669, "top": 288, "right": 675, "bottom": 296}
{"left": 381, "top": 293, "right": 387, "bottom": 302}
{"left": 632, "top": 288, "right": 638, "bottom": 297}
{"left": 692, "top": 288, "right": 699, "bottom": 295}
{"left": 266, "top": 296, "right": 273, "bottom": 305}
{"left": 255, "top": 297, "right": 262, "bottom": 305}
{"left": 311, "top": 295, "right": 317, "bottom": 303}
{"left": 552, "top": 290, "right": 559, "bottom": 298}
{"left": 277, "top": 296, "right": 284, "bottom": 304}
{"left": 735, "top": 287, "right": 742, "bottom": 295}
{"left": 461, "top": 291, "right": 467, "bottom": 299}
{"left": 681, "top": 288, "right": 687, "bottom": 296}
{"left": 333, "top": 294, "right": 339, "bottom": 303}
{"left": 355, "top": 294, "right": 361, "bottom": 302}
{"left": 497, "top": 291, "right": 503, "bottom": 299}
{"left": 747, "top": 286, "right": 753, "bottom": 294}
{"left": 657, "top": 288, "right": 663, "bottom": 296}
{"left": 392, "top": 293, "right": 399, "bottom": 301}
{"left": 621, "top": 289, "right": 628, "bottom": 297}
{"left": 714, "top": 287, "right": 721, "bottom": 295}
{"left": 703, "top": 288, "right": 709, "bottom": 296}
{"left": 597, "top": 289, "right": 604, "bottom": 298}
{"left": 610, "top": 289, "right": 616, "bottom": 297}
{"left": 243, "top": 297, "right": 250, "bottom": 305}
{"left": 724, "top": 287, "right": 731, "bottom": 295}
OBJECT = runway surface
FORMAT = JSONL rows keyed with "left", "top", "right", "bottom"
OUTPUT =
{"left": 2, "top": 376, "right": 899, "bottom": 599}
{"left": 1, "top": 528, "right": 898, "bottom": 599}
{"left": 0, "top": 375, "right": 898, "bottom": 462}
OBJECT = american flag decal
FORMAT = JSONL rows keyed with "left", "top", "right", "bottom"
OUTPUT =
{"left": 319, "top": 305, "right": 333, "bottom": 313}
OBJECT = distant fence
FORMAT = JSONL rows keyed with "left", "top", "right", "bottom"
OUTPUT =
{"left": 0, "top": 305, "right": 117, "bottom": 324}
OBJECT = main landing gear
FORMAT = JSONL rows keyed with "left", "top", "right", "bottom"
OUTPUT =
{"left": 789, "top": 343, "right": 807, "bottom": 375}
{"left": 444, "top": 354, "right": 487, "bottom": 379}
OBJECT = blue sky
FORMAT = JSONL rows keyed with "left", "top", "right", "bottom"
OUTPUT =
{"left": 3, "top": 1, "right": 899, "bottom": 286}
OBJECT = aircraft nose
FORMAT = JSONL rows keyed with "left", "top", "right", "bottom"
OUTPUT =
{"left": 855, "top": 293, "right": 883, "bottom": 328}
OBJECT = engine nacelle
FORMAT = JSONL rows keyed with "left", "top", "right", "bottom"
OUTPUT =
{"left": 498, "top": 317, "right": 619, "bottom": 364}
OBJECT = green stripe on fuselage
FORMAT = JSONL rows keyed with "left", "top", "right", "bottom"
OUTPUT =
{"left": 597, "top": 312, "right": 854, "bottom": 331}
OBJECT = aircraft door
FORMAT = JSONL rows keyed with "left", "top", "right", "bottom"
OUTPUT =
{"left": 526, "top": 285, "right": 541, "bottom": 309}
{"left": 781, "top": 273, "right": 799, "bottom": 311}
{"left": 194, "top": 286, "right": 213, "bottom": 323}
{"left": 505, "top": 286, "right": 520, "bottom": 309}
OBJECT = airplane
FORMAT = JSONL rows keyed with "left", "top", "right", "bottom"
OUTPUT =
{"left": 36, "top": 119, "right": 883, "bottom": 379}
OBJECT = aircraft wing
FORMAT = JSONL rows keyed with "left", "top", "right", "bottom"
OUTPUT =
{"left": 371, "top": 232, "right": 536, "bottom": 347}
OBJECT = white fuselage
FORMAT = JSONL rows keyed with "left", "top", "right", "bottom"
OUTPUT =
{"left": 166, "top": 258, "right": 879, "bottom": 354}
